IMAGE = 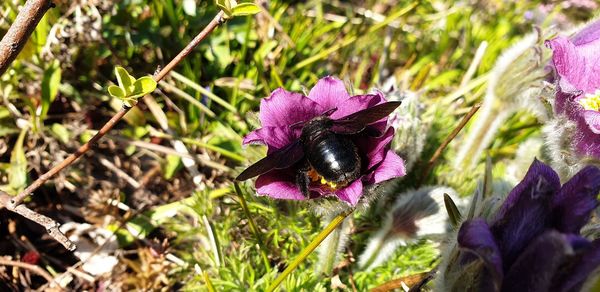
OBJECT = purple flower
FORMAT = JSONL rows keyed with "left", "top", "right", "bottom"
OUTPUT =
{"left": 444, "top": 160, "right": 600, "bottom": 292}
{"left": 242, "top": 77, "right": 406, "bottom": 206}
{"left": 546, "top": 19, "right": 600, "bottom": 158}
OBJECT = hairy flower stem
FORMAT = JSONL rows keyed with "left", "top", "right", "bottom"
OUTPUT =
{"left": 316, "top": 214, "right": 349, "bottom": 275}
{"left": 453, "top": 105, "right": 510, "bottom": 170}
{"left": 9, "top": 11, "right": 225, "bottom": 209}
{"left": 267, "top": 209, "right": 354, "bottom": 292}
{"left": 359, "top": 232, "right": 390, "bottom": 270}
{"left": 453, "top": 31, "right": 549, "bottom": 169}
{"left": 421, "top": 103, "right": 481, "bottom": 185}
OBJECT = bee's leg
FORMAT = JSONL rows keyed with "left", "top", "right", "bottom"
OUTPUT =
{"left": 296, "top": 163, "right": 311, "bottom": 198}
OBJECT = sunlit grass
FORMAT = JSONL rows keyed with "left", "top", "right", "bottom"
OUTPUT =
{"left": 0, "top": 0, "right": 588, "bottom": 290}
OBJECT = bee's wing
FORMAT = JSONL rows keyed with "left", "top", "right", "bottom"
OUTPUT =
{"left": 330, "top": 101, "right": 401, "bottom": 134}
{"left": 235, "top": 141, "right": 304, "bottom": 181}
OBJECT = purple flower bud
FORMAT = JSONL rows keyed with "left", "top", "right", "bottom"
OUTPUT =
{"left": 438, "top": 159, "right": 600, "bottom": 291}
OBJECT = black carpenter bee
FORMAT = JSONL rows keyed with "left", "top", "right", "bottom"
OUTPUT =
{"left": 236, "top": 101, "right": 402, "bottom": 197}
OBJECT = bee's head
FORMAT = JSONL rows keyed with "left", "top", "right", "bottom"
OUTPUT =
{"left": 300, "top": 116, "right": 333, "bottom": 142}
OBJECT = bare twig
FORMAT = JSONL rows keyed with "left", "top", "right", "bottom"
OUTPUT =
{"left": 419, "top": 103, "right": 481, "bottom": 185}
{"left": 98, "top": 157, "right": 140, "bottom": 188}
{"left": 0, "top": 192, "right": 75, "bottom": 250}
{"left": 0, "top": 0, "right": 54, "bottom": 76}
{"left": 10, "top": 11, "right": 225, "bottom": 208}
{"left": 10, "top": 107, "right": 129, "bottom": 208}
{"left": 370, "top": 271, "right": 433, "bottom": 292}
{"left": 0, "top": 256, "right": 56, "bottom": 285}
{"left": 2, "top": 10, "right": 225, "bottom": 251}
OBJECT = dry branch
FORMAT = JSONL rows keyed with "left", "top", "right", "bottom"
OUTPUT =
{"left": 11, "top": 11, "right": 225, "bottom": 207}
{"left": 4, "top": 11, "right": 225, "bottom": 250}
{"left": 0, "top": 191, "right": 75, "bottom": 251}
{"left": 0, "top": 0, "right": 54, "bottom": 76}
{"left": 0, "top": 256, "right": 55, "bottom": 284}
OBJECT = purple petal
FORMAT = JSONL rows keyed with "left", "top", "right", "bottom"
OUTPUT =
{"left": 565, "top": 234, "right": 593, "bottom": 252}
{"left": 546, "top": 36, "right": 600, "bottom": 95}
{"left": 554, "top": 238, "right": 600, "bottom": 292}
{"left": 255, "top": 170, "right": 306, "bottom": 200}
{"left": 457, "top": 219, "right": 503, "bottom": 289}
{"left": 259, "top": 88, "right": 323, "bottom": 127}
{"left": 242, "top": 126, "right": 299, "bottom": 152}
{"left": 329, "top": 92, "right": 386, "bottom": 120}
{"left": 574, "top": 117, "right": 600, "bottom": 159}
{"left": 307, "top": 76, "right": 351, "bottom": 111}
{"left": 556, "top": 97, "right": 600, "bottom": 159}
{"left": 491, "top": 159, "right": 560, "bottom": 269}
{"left": 355, "top": 127, "right": 395, "bottom": 170}
{"left": 572, "top": 19, "right": 600, "bottom": 46}
{"left": 583, "top": 110, "right": 600, "bottom": 134}
{"left": 366, "top": 150, "right": 406, "bottom": 184}
{"left": 553, "top": 82, "right": 583, "bottom": 117}
{"left": 552, "top": 165, "right": 600, "bottom": 233}
{"left": 335, "top": 179, "right": 363, "bottom": 206}
{"left": 502, "top": 231, "right": 573, "bottom": 292}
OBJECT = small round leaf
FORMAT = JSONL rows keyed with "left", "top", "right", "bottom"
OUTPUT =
{"left": 231, "top": 3, "right": 261, "bottom": 17}
{"left": 108, "top": 85, "right": 126, "bottom": 98}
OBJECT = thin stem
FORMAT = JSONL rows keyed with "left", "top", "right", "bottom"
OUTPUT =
{"left": 370, "top": 270, "right": 434, "bottom": 292}
{"left": 419, "top": 103, "right": 481, "bottom": 186}
{"left": 154, "top": 12, "right": 224, "bottom": 81}
{"left": 9, "top": 11, "right": 225, "bottom": 208}
{"left": 0, "top": 257, "right": 55, "bottom": 284}
{"left": 0, "top": 191, "right": 75, "bottom": 250}
{"left": 234, "top": 183, "right": 271, "bottom": 273}
{"left": 0, "top": 0, "right": 54, "bottom": 76}
{"left": 10, "top": 107, "right": 128, "bottom": 207}
{"left": 266, "top": 209, "right": 354, "bottom": 292}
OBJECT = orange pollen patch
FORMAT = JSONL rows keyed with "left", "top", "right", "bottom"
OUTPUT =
{"left": 307, "top": 168, "right": 343, "bottom": 190}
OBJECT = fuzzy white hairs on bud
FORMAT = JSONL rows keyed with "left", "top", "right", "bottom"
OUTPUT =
{"left": 505, "top": 138, "right": 544, "bottom": 184}
{"left": 315, "top": 213, "right": 351, "bottom": 275}
{"left": 542, "top": 116, "right": 600, "bottom": 180}
{"left": 358, "top": 186, "right": 466, "bottom": 270}
{"left": 380, "top": 80, "right": 429, "bottom": 173}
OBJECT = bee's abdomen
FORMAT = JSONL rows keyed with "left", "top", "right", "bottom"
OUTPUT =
{"left": 307, "top": 134, "right": 361, "bottom": 184}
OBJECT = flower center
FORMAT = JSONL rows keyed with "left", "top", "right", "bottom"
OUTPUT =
{"left": 307, "top": 168, "right": 339, "bottom": 190}
{"left": 578, "top": 89, "right": 600, "bottom": 111}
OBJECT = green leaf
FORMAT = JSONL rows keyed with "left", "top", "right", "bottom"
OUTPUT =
{"left": 114, "top": 66, "right": 135, "bottom": 95}
{"left": 163, "top": 154, "right": 182, "bottom": 180}
{"left": 40, "top": 60, "right": 62, "bottom": 120}
{"left": 125, "top": 145, "right": 136, "bottom": 156}
{"left": 231, "top": 3, "right": 261, "bottom": 16}
{"left": 444, "top": 193, "right": 462, "bottom": 228}
{"left": 129, "top": 76, "right": 157, "bottom": 99}
{"left": 0, "top": 106, "right": 10, "bottom": 120}
{"left": 106, "top": 223, "right": 136, "bottom": 247}
{"left": 0, "top": 128, "right": 19, "bottom": 136}
{"left": 50, "top": 123, "right": 70, "bottom": 144}
{"left": 108, "top": 85, "right": 125, "bottom": 98}
{"left": 8, "top": 129, "right": 27, "bottom": 194}
{"left": 79, "top": 130, "right": 94, "bottom": 144}
{"left": 126, "top": 215, "right": 155, "bottom": 239}
{"left": 483, "top": 154, "right": 493, "bottom": 198}
{"left": 182, "top": 0, "right": 197, "bottom": 16}
{"left": 215, "top": 0, "right": 233, "bottom": 17}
